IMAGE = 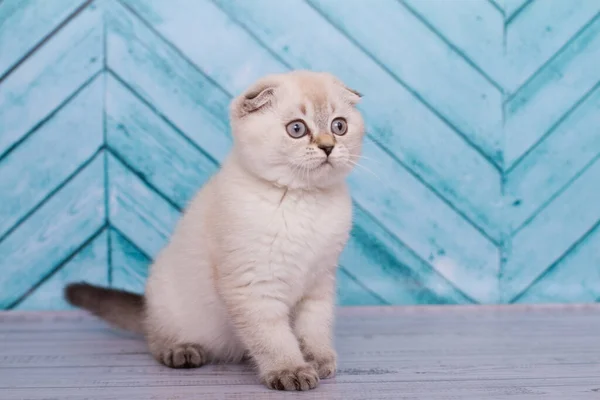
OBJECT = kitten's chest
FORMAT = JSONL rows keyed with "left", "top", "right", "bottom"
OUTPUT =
{"left": 250, "top": 190, "right": 349, "bottom": 275}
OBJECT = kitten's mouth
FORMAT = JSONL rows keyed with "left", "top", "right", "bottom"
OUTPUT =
{"left": 317, "top": 160, "right": 333, "bottom": 169}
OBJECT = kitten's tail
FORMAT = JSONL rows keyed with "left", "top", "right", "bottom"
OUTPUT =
{"left": 64, "top": 283, "right": 145, "bottom": 334}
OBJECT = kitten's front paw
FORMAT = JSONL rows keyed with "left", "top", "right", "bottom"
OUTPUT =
{"left": 299, "top": 341, "right": 337, "bottom": 379}
{"left": 312, "top": 354, "right": 337, "bottom": 379}
{"left": 263, "top": 364, "right": 319, "bottom": 391}
{"left": 160, "top": 343, "right": 206, "bottom": 369}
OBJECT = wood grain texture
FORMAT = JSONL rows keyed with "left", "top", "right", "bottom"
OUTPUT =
{"left": 505, "top": 12, "right": 600, "bottom": 167}
{"left": 0, "top": 156, "right": 106, "bottom": 309}
{"left": 0, "top": 0, "right": 599, "bottom": 307}
{"left": 505, "top": 0, "right": 600, "bottom": 92}
{"left": 310, "top": 0, "right": 504, "bottom": 164}
{"left": 402, "top": 0, "right": 505, "bottom": 87}
{"left": 106, "top": 1, "right": 232, "bottom": 161}
{"left": 0, "top": 75, "right": 103, "bottom": 239}
{"left": 110, "top": 229, "right": 150, "bottom": 294}
{"left": 0, "top": 0, "right": 86, "bottom": 78}
{"left": 14, "top": 231, "right": 109, "bottom": 310}
{"left": 0, "top": 3, "right": 102, "bottom": 158}
{"left": 106, "top": 73, "right": 218, "bottom": 209}
{"left": 0, "top": 305, "right": 599, "bottom": 399}
{"left": 107, "top": 153, "right": 179, "bottom": 258}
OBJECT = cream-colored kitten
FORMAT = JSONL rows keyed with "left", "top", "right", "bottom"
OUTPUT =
{"left": 65, "top": 70, "right": 364, "bottom": 391}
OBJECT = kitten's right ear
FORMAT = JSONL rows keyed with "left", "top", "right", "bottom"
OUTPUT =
{"left": 232, "top": 78, "right": 279, "bottom": 117}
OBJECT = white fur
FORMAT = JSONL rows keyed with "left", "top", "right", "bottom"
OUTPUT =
{"left": 143, "top": 71, "right": 364, "bottom": 387}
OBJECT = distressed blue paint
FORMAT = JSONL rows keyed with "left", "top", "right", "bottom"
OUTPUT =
{"left": 336, "top": 269, "right": 386, "bottom": 306}
{"left": 0, "top": 155, "right": 105, "bottom": 309}
{"left": 106, "top": 74, "right": 218, "bottom": 209}
{"left": 403, "top": 0, "right": 506, "bottom": 88}
{"left": 514, "top": 223, "right": 600, "bottom": 304}
{"left": 310, "top": 0, "right": 504, "bottom": 164}
{"left": 341, "top": 206, "right": 474, "bottom": 305}
{"left": 15, "top": 230, "right": 109, "bottom": 310}
{"left": 0, "top": 0, "right": 85, "bottom": 79}
{"left": 503, "top": 156, "right": 600, "bottom": 301}
{"left": 107, "top": 153, "right": 179, "bottom": 258}
{"left": 106, "top": 1, "right": 232, "bottom": 161}
{"left": 505, "top": 13, "right": 600, "bottom": 167}
{"left": 502, "top": 0, "right": 532, "bottom": 21}
{"left": 110, "top": 229, "right": 150, "bottom": 294}
{"left": 0, "top": 76, "right": 103, "bottom": 238}
{"left": 506, "top": 82, "right": 600, "bottom": 231}
{"left": 505, "top": 0, "right": 600, "bottom": 93}
{"left": 0, "top": 3, "right": 103, "bottom": 158}
{"left": 0, "top": 0, "right": 599, "bottom": 308}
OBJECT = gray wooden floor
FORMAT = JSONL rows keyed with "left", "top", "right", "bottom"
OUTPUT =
{"left": 1, "top": 305, "right": 599, "bottom": 399}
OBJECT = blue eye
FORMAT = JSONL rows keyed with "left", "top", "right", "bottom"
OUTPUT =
{"left": 286, "top": 120, "right": 307, "bottom": 138}
{"left": 331, "top": 118, "right": 347, "bottom": 136}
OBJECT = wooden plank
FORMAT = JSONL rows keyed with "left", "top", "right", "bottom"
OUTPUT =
{"left": 503, "top": 157, "right": 600, "bottom": 301}
{"left": 0, "top": 329, "right": 141, "bottom": 344}
{"left": 515, "top": 223, "right": 600, "bottom": 303}
{"left": 505, "top": 14, "right": 600, "bottom": 168}
{"left": 110, "top": 229, "right": 150, "bottom": 294}
{"left": 506, "top": 0, "right": 600, "bottom": 92}
{"left": 0, "top": 306, "right": 599, "bottom": 399}
{"left": 0, "top": 0, "right": 85, "bottom": 78}
{"left": 0, "top": 156, "right": 106, "bottom": 308}
{"left": 105, "top": 0, "right": 232, "bottom": 162}
{"left": 506, "top": 83, "right": 600, "bottom": 231}
{"left": 121, "top": 0, "right": 286, "bottom": 96}
{"left": 0, "top": 353, "right": 154, "bottom": 369}
{"left": 347, "top": 140, "right": 500, "bottom": 303}
{"left": 107, "top": 154, "right": 180, "bottom": 258}
{"left": 402, "top": 0, "right": 505, "bottom": 88}
{"left": 336, "top": 268, "right": 386, "bottom": 306}
{"left": 502, "top": 0, "right": 530, "bottom": 21}
{"left": 0, "top": 313, "right": 112, "bottom": 332}
{"left": 310, "top": 0, "right": 503, "bottom": 164}
{"left": 340, "top": 206, "right": 473, "bottom": 305}
{"left": 213, "top": 0, "right": 505, "bottom": 243}
{"left": 1, "top": 378, "right": 599, "bottom": 400}
{"left": 0, "top": 361, "right": 598, "bottom": 390}
{"left": 0, "top": 3, "right": 103, "bottom": 158}
{"left": 106, "top": 74, "right": 218, "bottom": 209}
{"left": 14, "top": 230, "right": 109, "bottom": 311}
{"left": 0, "top": 75, "right": 103, "bottom": 238}
{"left": 0, "top": 338, "right": 148, "bottom": 357}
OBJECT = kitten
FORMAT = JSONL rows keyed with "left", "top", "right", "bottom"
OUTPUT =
{"left": 65, "top": 70, "right": 365, "bottom": 391}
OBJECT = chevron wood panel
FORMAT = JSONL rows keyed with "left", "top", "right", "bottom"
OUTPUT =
{"left": 0, "top": 0, "right": 599, "bottom": 309}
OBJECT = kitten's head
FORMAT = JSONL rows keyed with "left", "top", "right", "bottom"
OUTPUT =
{"left": 230, "top": 71, "right": 365, "bottom": 189}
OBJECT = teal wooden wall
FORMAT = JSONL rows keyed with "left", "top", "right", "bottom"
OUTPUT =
{"left": 1, "top": 0, "right": 599, "bottom": 309}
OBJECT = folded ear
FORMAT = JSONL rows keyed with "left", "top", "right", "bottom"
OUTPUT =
{"left": 324, "top": 73, "right": 362, "bottom": 105}
{"left": 232, "top": 77, "right": 279, "bottom": 117}
{"left": 344, "top": 85, "right": 362, "bottom": 100}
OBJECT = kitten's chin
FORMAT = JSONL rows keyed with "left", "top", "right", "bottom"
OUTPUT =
{"left": 281, "top": 161, "right": 350, "bottom": 190}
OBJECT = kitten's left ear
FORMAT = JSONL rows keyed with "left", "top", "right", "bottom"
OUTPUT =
{"left": 344, "top": 86, "right": 362, "bottom": 99}
{"left": 233, "top": 77, "right": 279, "bottom": 117}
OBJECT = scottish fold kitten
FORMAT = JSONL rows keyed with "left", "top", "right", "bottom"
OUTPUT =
{"left": 66, "top": 70, "right": 365, "bottom": 391}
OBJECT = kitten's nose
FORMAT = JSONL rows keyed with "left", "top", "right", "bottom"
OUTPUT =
{"left": 318, "top": 144, "right": 334, "bottom": 156}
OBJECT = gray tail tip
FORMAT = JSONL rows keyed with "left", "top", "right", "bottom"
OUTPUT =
{"left": 64, "top": 282, "right": 92, "bottom": 307}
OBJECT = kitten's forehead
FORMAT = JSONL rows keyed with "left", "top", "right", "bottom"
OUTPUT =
{"left": 288, "top": 73, "right": 335, "bottom": 129}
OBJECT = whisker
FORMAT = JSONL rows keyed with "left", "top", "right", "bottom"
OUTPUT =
{"left": 347, "top": 154, "right": 381, "bottom": 165}
{"left": 346, "top": 159, "right": 383, "bottom": 183}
